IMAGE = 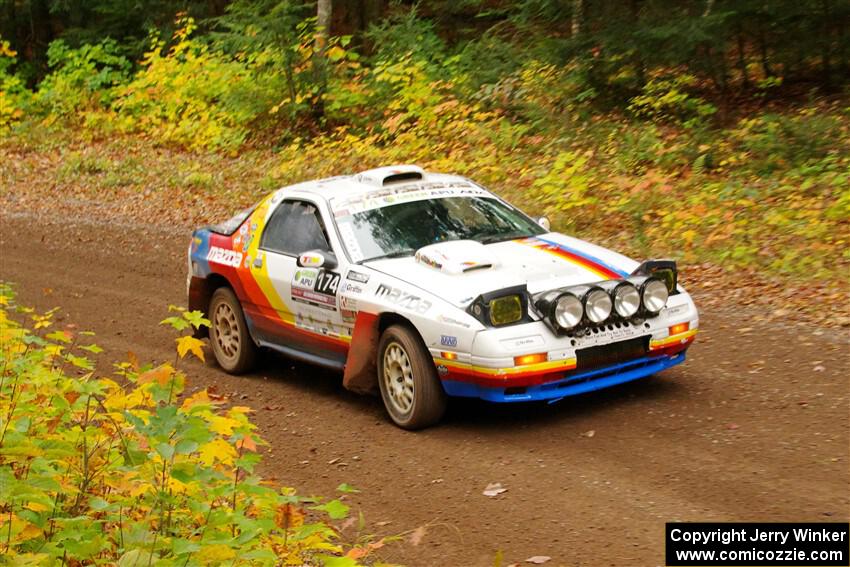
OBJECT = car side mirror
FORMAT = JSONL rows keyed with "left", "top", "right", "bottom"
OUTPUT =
{"left": 537, "top": 216, "right": 551, "bottom": 231}
{"left": 297, "top": 249, "right": 338, "bottom": 270}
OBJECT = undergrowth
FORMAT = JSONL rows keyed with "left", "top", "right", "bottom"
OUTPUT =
{"left": 0, "top": 284, "right": 388, "bottom": 565}
{"left": 1, "top": 18, "right": 848, "bottom": 285}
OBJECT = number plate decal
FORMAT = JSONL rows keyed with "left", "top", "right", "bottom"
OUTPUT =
{"left": 291, "top": 269, "right": 340, "bottom": 310}
{"left": 314, "top": 270, "right": 340, "bottom": 297}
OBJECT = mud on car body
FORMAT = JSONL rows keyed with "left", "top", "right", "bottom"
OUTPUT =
{"left": 187, "top": 165, "right": 699, "bottom": 429}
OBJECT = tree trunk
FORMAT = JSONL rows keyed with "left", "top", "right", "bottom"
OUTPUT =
{"left": 736, "top": 28, "right": 751, "bottom": 89}
{"left": 313, "top": 0, "right": 333, "bottom": 121}
{"left": 316, "top": 0, "right": 332, "bottom": 55}
{"left": 757, "top": 28, "right": 773, "bottom": 77}
{"left": 571, "top": 0, "right": 583, "bottom": 37}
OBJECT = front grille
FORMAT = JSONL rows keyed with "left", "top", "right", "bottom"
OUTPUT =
{"left": 576, "top": 336, "right": 649, "bottom": 370}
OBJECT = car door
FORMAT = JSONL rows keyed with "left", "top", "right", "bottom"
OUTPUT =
{"left": 252, "top": 198, "right": 349, "bottom": 364}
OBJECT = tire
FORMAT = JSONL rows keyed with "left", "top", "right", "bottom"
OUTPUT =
{"left": 209, "top": 287, "right": 257, "bottom": 374}
{"left": 377, "top": 325, "right": 447, "bottom": 429}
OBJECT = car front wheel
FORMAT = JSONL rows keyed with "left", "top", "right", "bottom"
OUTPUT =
{"left": 377, "top": 325, "right": 447, "bottom": 429}
{"left": 209, "top": 287, "right": 257, "bottom": 374}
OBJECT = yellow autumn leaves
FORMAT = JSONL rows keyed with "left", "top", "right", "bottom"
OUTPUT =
{"left": 0, "top": 285, "right": 367, "bottom": 565}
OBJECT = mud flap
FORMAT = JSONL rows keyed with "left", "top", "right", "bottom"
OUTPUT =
{"left": 342, "top": 312, "right": 380, "bottom": 394}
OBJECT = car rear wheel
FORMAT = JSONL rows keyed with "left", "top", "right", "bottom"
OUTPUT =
{"left": 377, "top": 325, "right": 447, "bottom": 429}
{"left": 209, "top": 287, "right": 257, "bottom": 374}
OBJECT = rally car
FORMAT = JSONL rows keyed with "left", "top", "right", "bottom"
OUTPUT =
{"left": 187, "top": 165, "right": 698, "bottom": 429}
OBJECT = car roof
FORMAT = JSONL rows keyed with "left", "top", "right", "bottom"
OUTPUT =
{"left": 271, "top": 165, "right": 487, "bottom": 204}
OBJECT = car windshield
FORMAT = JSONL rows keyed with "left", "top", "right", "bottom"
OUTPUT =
{"left": 333, "top": 196, "right": 546, "bottom": 263}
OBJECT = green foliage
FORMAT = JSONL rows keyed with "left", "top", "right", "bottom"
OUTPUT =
{"left": 729, "top": 109, "right": 847, "bottom": 173}
{"left": 0, "top": 39, "right": 29, "bottom": 131}
{"left": 365, "top": 8, "right": 447, "bottom": 65}
{"left": 0, "top": 286, "right": 373, "bottom": 565}
{"left": 531, "top": 151, "right": 597, "bottom": 230}
{"left": 628, "top": 75, "right": 717, "bottom": 128}
{"left": 108, "top": 19, "right": 271, "bottom": 150}
{"left": 36, "top": 39, "right": 131, "bottom": 120}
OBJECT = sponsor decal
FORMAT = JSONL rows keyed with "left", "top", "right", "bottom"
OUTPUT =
{"left": 339, "top": 223, "right": 364, "bottom": 262}
{"left": 299, "top": 252, "right": 325, "bottom": 268}
{"left": 291, "top": 269, "right": 340, "bottom": 310}
{"left": 293, "top": 268, "right": 318, "bottom": 290}
{"left": 207, "top": 246, "right": 243, "bottom": 268}
{"left": 340, "top": 295, "right": 358, "bottom": 311}
{"left": 374, "top": 284, "right": 432, "bottom": 315}
{"left": 342, "top": 282, "right": 364, "bottom": 294}
{"left": 346, "top": 270, "right": 370, "bottom": 284}
{"left": 499, "top": 335, "right": 545, "bottom": 351}
{"left": 292, "top": 287, "right": 336, "bottom": 310}
{"left": 295, "top": 312, "right": 348, "bottom": 338}
{"left": 436, "top": 364, "right": 448, "bottom": 377}
{"left": 440, "top": 335, "right": 458, "bottom": 347}
{"left": 665, "top": 304, "right": 687, "bottom": 317}
{"left": 415, "top": 251, "right": 443, "bottom": 270}
{"left": 332, "top": 182, "right": 488, "bottom": 215}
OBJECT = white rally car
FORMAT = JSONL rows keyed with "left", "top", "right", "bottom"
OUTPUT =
{"left": 188, "top": 165, "right": 698, "bottom": 429}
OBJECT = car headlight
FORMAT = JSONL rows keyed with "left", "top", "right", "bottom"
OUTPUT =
{"left": 468, "top": 286, "right": 530, "bottom": 328}
{"left": 612, "top": 282, "right": 640, "bottom": 318}
{"left": 489, "top": 295, "right": 523, "bottom": 326}
{"left": 554, "top": 293, "right": 583, "bottom": 330}
{"left": 584, "top": 287, "right": 612, "bottom": 323}
{"left": 631, "top": 259, "right": 678, "bottom": 294}
{"left": 640, "top": 278, "right": 669, "bottom": 314}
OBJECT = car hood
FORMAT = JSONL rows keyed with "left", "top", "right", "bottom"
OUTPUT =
{"left": 365, "top": 233, "right": 642, "bottom": 307}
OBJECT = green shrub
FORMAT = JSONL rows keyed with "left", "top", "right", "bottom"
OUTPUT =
{"left": 0, "top": 288, "right": 372, "bottom": 565}
{"left": 0, "top": 38, "right": 30, "bottom": 131}
{"left": 365, "top": 9, "right": 446, "bottom": 67}
{"left": 35, "top": 39, "right": 131, "bottom": 120}
{"left": 730, "top": 109, "right": 847, "bottom": 174}
{"left": 628, "top": 75, "right": 716, "bottom": 128}
{"left": 110, "top": 18, "right": 281, "bottom": 151}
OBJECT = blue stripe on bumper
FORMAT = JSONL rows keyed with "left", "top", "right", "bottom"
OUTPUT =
{"left": 441, "top": 353, "right": 686, "bottom": 403}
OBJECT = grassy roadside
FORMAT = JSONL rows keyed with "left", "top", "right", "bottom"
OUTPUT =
{"left": 1, "top": 123, "right": 848, "bottom": 329}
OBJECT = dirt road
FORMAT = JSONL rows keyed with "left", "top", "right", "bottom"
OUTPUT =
{"left": 2, "top": 211, "right": 848, "bottom": 566}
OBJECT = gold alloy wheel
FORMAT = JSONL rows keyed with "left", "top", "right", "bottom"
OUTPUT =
{"left": 382, "top": 341, "right": 415, "bottom": 414}
{"left": 213, "top": 301, "right": 241, "bottom": 361}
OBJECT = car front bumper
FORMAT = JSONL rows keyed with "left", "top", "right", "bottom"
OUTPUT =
{"left": 441, "top": 350, "right": 687, "bottom": 403}
{"left": 429, "top": 291, "right": 698, "bottom": 402}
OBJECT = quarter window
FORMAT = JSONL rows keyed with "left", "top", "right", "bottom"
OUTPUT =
{"left": 261, "top": 200, "right": 331, "bottom": 256}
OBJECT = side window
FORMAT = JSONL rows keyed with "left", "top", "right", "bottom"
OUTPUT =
{"left": 260, "top": 200, "right": 331, "bottom": 256}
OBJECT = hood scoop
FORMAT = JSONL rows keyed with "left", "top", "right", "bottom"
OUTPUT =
{"left": 414, "top": 240, "right": 498, "bottom": 275}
